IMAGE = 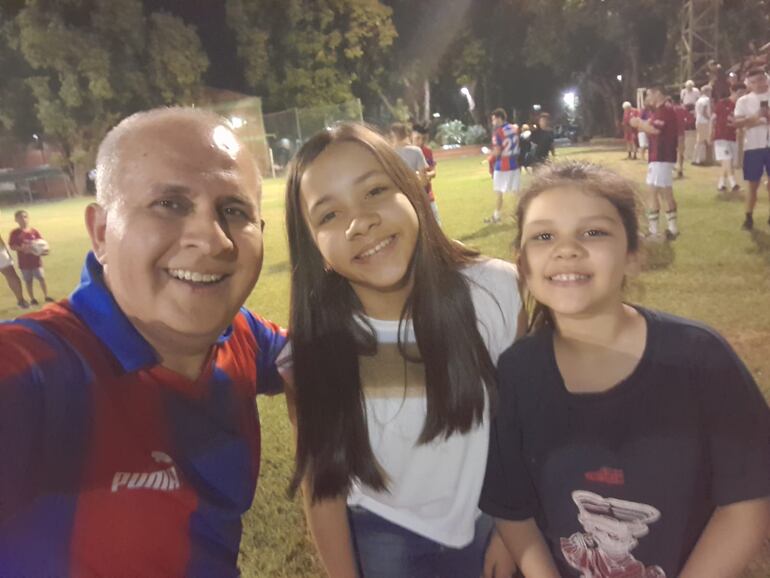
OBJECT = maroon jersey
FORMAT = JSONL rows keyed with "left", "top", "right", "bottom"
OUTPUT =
{"left": 648, "top": 103, "right": 678, "bottom": 163}
{"left": 622, "top": 108, "right": 640, "bottom": 143}
{"left": 713, "top": 98, "right": 737, "bottom": 142}
{"left": 622, "top": 108, "right": 640, "bottom": 128}
{"left": 8, "top": 227, "right": 42, "bottom": 270}
{"left": 673, "top": 105, "right": 687, "bottom": 137}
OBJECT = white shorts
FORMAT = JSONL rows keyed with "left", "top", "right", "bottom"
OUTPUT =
{"left": 714, "top": 140, "right": 738, "bottom": 163}
{"left": 493, "top": 169, "right": 521, "bottom": 194}
{"left": 638, "top": 132, "right": 649, "bottom": 148}
{"left": 0, "top": 248, "right": 13, "bottom": 269}
{"left": 646, "top": 162, "right": 675, "bottom": 188}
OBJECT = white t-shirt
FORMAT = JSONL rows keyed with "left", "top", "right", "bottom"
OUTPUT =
{"left": 681, "top": 87, "right": 700, "bottom": 107}
{"left": 734, "top": 91, "right": 770, "bottom": 151}
{"left": 347, "top": 258, "right": 521, "bottom": 547}
{"left": 396, "top": 145, "right": 428, "bottom": 173}
{"left": 695, "top": 95, "right": 712, "bottom": 125}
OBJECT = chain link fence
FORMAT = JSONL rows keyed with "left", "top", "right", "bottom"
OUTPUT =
{"left": 263, "top": 99, "right": 363, "bottom": 175}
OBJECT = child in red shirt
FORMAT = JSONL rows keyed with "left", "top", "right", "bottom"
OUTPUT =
{"left": 8, "top": 209, "right": 52, "bottom": 305}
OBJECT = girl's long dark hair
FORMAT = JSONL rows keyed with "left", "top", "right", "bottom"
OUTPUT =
{"left": 286, "top": 123, "right": 497, "bottom": 502}
{"left": 514, "top": 161, "right": 642, "bottom": 332}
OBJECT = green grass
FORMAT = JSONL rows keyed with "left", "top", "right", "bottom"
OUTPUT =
{"left": 1, "top": 146, "right": 768, "bottom": 576}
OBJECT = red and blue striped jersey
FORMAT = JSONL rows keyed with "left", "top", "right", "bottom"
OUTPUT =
{"left": 492, "top": 123, "right": 519, "bottom": 171}
{"left": 0, "top": 252, "right": 286, "bottom": 577}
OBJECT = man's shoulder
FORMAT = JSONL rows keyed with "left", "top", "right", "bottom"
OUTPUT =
{"left": 1, "top": 305, "right": 92, "bottom": 386}
{"left": 400, "top": 144, "right": 422, "bottom": 153}
{"left": 236, "top": 308, "right": 286, "bottom": 346}
{"left": 735, "top": 93, "right": 754, "bottom": 108}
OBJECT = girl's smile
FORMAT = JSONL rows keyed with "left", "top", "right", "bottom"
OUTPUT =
{"left": 299, "top": 141, "right": 420, "bottom": 319}
{"left": 520, "top": 186, "right": 637, "bottom": 320}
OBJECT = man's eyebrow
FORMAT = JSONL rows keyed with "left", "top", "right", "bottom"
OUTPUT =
{"left": 219, "top": 194, "right": 256, "bottom": 208}
{"left": 150, "top": 183, "right": 191, "bottom": 196}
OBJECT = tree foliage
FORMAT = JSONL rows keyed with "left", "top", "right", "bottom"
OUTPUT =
{"left": 0, "top": 19, "right": 39, "bottom": 144}
{"left": 4, "top": 0, "right": 208, "bottom": 190}
{"left": 226, "top": 0, "right": 396, "bottom": 111}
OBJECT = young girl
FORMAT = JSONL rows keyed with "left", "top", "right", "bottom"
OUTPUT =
{"left": 284, "top": 123, "right": 522, "bottom": 577}
{"left": 480, "top": 161, "right": 770, "bottom": 577}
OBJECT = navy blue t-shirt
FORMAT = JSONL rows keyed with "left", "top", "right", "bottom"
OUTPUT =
{"left": 480, "top": 307, "right": 770, "bottom": 577}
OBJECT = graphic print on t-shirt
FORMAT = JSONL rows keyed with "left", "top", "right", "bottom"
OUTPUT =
{"left": 560, "top": 490, "right": 666, "bottom": 578}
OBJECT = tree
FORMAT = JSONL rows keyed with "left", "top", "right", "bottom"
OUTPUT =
{"left": 8, "top": 0, "right": 208, "bottom": 192}
{"left": 521, "top": 0, "right": 677, "bottom": 135}
{"left": 226, "top": 0, "right": 396, "bottom": 111}
{"left": 0, "top": 19, "right": 39, "bottom": 147}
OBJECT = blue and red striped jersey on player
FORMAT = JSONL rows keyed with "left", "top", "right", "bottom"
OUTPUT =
{"left": 492, "top": 122, "right": 519, "bottom": 171}
{"left": 0, "top": 252, "right": 286, "bottom": 577}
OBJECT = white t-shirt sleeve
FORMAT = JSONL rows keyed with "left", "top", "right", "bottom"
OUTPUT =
{"left": 464, "top": 258, "right": 522, "bottom": 363}
{"left": 734, "top": 95, "right": 750, "bottom": 119}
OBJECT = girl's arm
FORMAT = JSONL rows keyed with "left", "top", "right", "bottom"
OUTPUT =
{"left": 679, "top": 497, "right": 770, "bottom": 578}
{"left": 482, "top": 526, "right": 517, "bottom": 578}
{"left": 494, "top": 518, "right": 559, "bottom": 578}
{"left": 283, "top": 371, "right": 359, "bottom": 578}
{"left": 302, "top": 490, "right": 359, "bottom": 578}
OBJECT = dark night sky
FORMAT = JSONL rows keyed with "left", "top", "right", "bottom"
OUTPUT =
{"left": 140, "top": 0, "right": 564, "bottom": 120}
{"left": 143, "top": 0, "right": 245, "bottom": 92}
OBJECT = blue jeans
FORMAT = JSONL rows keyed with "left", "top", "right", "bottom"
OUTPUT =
{"left": 348, "top": 506, "right": 493, "bottom": 578}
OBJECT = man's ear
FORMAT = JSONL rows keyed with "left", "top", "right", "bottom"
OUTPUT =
{"left": 85, "top": 203, "right": 108, "bottom": 264}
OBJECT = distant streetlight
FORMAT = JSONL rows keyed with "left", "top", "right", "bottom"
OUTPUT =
{"left": 432, "top": 112, "right": 441, "bottom": 118}
{"left": 616, "top": 74, "right": 623, "bottom": 82}
{"left": 460, "top": 86, "right": 475, "bottom": 111}
{"left": 563, "top": 91, "right": 577, "bottom": 110}
{"left": 533, "top": 104, "right": 542, "bottom": 111}
{"left": 229, "top": 116, "right": 246, "bottom": 129}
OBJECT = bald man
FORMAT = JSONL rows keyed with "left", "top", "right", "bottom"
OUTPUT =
{"left": 0, "top": 108, "right": 286, "bottom": 576}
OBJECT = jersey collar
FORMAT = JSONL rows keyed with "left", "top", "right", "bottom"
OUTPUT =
{"left": 68, "top": 252, "right": 236, "bottom": 373}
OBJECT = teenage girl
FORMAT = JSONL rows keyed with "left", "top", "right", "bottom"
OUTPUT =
{"left": 283, "top": 123, "right": 523, "bottom": 578}
{"left": 480, "top": 161, "right": 770, "bottom": 577}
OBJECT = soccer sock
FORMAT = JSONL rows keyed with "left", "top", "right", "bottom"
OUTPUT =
{"left": 728, "top": 175, "right": 736, "bottom": 189}
{"left": 493, "top": 209, "right": 500, "bottom": 220}
{"left": 647, "top": 210, "right": 660, "bottom": 236}
{"left": 666, "top": 210, "right": 678, "bottom": 235}
{"left": 718, "top": 176, "right": 725, "bottom": 189}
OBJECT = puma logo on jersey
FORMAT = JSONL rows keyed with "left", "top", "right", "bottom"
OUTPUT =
{"left": 111, "top": 451, "right": 181, "bottom": 493}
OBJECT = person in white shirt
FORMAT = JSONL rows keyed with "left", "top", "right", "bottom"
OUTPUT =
{"left": 388, "top": 122, "right": 428, "bottom": 184}
{"left": 680, "top": 79, "right": 701, "bottom": 108}
{"left": 284, "top": 122, "right": 521, "bottom": 578}
{"left": 681, "top": 80, "right": 700, "bottom": 164}
{"left": 733, "top": 69, "right": 770, "bottom": 230}
{"left": 693, "top": 85, "right": 713, "bottom": 164}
